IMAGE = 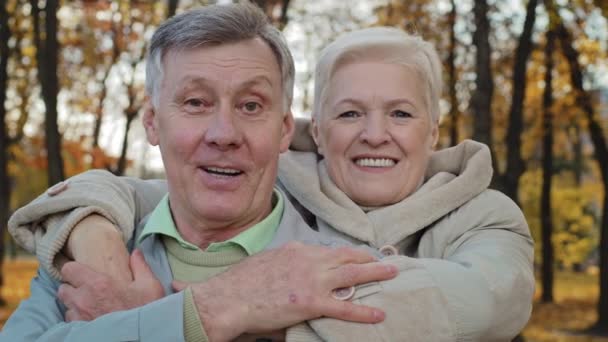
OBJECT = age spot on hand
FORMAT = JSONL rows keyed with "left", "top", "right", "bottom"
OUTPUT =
{"left": 288, "top": 292, "right": 298, "bottom": 304}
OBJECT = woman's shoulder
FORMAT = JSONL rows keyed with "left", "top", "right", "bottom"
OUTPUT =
{"left": 451, "top": 188, "right": 528, "bottom": 232}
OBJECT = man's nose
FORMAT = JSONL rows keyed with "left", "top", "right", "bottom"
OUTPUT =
{"left": 359, "top": 114, "right": 390, "bottom": 146}
{"left": 203, "top": 105, "right": 244, "bottom": 149}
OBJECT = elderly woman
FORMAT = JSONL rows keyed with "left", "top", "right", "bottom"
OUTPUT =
{"left": 9, "top": 27, "right": 534, "bottom": 341}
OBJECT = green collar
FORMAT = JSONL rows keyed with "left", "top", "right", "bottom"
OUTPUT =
{"left": 138, "top": 189, "right": 284, "bottom": 255}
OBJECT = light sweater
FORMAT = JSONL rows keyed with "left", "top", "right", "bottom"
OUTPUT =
{"left": 165, "top": 238, "right": 248, "bottom": 342}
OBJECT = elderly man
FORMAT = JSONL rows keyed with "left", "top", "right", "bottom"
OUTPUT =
{"left": 0, "top": 4, "right": 397, "bottom": 341}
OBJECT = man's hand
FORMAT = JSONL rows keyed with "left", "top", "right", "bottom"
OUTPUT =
{"left": 187, "top": 242, "right": 398, "bottom": 341}
{"left": 58, "top": 249, "right": 164, "bottom": 321}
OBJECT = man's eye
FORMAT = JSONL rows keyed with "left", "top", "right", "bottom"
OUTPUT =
{"left": 242, "top": 101, "right": 262, "bottom": 114}
{"left": 392, "top": 110, "right": 412, "bottom": 118}
{"left": 184, "top": 98, "right": 205, "bottom": 107}
{"left": 338, "top": 111, "right": 360, "bottom": 119}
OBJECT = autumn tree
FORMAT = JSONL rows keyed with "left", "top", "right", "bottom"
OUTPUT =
{"left": 555, "top": 13, "right": 608, "bottom": 335}
{"left": 499, "top": 0, "right": 538, "bottom": 203}
{"left": 540, "top": 25, "right": 556, "bottom": 303}
{"left": 0, "top": 0, "right": 13, "bottom": 307}
{"left": 447, "top": 0, "right": 458, "bottom": 146}
{"left": 252, "top": 0, "right": 291, "bottom": 30}
{"left": 31, "top": 0, "right": 64, "bottom": 186}
{"left": 470, "top": 0, "right": 494, "bottom": 153}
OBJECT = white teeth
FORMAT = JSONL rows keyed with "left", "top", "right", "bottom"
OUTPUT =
{"left": 205, "top": 166, "right": 241, "bottom": 175}
{"left": 355, "top": 158, "right": 396, "bottom": 168}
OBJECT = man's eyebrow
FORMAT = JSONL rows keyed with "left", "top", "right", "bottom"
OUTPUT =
{"left": 177, "top": 76, "right": 212, "bottom": 89}
{"left": 239, "top": 75, "right": 274, "bottom": 89}
{"left": 176, "top": 75, "right": 274, "bottom": 90}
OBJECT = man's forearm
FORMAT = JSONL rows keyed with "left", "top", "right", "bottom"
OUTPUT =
{"left": 1, "top": 268, "right": 187, "bottom": 342}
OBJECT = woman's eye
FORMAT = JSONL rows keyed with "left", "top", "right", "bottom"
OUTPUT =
{"left": 338, "top": 111, "right": 360, "bottom": 119}
{"left": 392, "top": 110, "right": 412, "bottom": 118}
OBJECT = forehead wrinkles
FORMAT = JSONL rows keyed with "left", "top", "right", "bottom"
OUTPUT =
{"left": 164, "top": 56, "right": 278, "bottom": 94}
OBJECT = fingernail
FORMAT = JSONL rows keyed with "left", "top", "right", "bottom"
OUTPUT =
{"left": 385, "top": 265, "right": 398, "bottom": 274}
{"left": 373, "top": 309, "right": 385, "bottom": 321}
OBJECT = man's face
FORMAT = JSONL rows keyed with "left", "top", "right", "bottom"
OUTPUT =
{"left": 143, "top": 38, "right": 294, "bottom": 239}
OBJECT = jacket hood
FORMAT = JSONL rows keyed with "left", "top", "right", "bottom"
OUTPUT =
{"left": 278, "top": 126, "right": 493, "bottom": 247}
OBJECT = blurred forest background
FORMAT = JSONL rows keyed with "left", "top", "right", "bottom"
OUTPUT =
{"left": 1, "top": 0, "right": 608, "bottom": 340}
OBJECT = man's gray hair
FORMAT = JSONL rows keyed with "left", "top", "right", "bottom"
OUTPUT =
{"left": 313, "top": 27, "right": 443, "bottom": 123}
{"left": 145, "top": 3, "right": 295, "bottom": 110}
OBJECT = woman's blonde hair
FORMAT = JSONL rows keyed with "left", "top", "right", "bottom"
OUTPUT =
{"left": 313, "top": 27, "right": 442, "bottom": 123}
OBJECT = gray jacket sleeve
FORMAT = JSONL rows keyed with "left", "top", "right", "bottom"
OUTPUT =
{"left": 8, "top": 169, "right": 167, "bottom": 280}
{"left": 298, "top": 191, "right": 534, "bottom": 342}
{"left": 0, "top": 268, "right": 185, "bottom": 342}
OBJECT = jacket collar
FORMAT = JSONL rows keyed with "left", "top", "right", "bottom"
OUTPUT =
{"left": 278, "top": 140, "right": 493, "bottom": 247}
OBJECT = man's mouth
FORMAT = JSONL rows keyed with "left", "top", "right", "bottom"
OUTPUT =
{"left": 353, "top": 157, "right": 397, "bottom": 168}
{"left": 202, "top": 166, "right": 244, "bottom": 177}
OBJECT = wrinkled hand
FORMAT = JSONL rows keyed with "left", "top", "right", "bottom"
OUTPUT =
{"left": 58, "top": 249, "right": 164, "bottom": 322}
{"left": 187, "top": 242, "right": 398, "bottom": 341}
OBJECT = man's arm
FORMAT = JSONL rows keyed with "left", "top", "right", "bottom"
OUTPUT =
{"left": 0, "top": 267, "right": 185, "bottom": 342}
{"left": 55, "top": 242, "right": 398, "bottom": 341}
{"left": 8, "top": 169, "right": 166, "bottom": 280}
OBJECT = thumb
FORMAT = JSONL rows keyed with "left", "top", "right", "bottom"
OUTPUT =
{"left": 172, "top": 280, "right": 190, "bottom": 292}
{"left": 130, "top": 249, "right": 155, "bottom": 282}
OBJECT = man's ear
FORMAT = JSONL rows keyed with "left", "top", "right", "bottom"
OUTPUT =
{"left": 311, "top": 116, "right": 324, "bottom": 156}
{"left": 279, "top": 111, "right": 296, "bottom": 153}
{"left": 142, "top": 98, "right": 160, "bottom": 146}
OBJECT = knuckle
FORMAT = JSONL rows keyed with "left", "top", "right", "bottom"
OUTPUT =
{"left": 60, "top": 262, "right": 75, "bottom": 278}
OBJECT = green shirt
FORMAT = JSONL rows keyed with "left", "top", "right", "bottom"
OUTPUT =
{"left": 138, "top": 189, "right": 284, "bottom": 342}
{"left": 138, "top": 189, "right": 284, "bottom": 254}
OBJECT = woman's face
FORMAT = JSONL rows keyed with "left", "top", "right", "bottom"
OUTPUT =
{"left": 313, "top": 61, "right": 438, "bottom": 207}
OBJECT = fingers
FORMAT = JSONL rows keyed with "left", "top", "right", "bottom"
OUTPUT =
{"left": 57, "top": 283, "right": 77, "bottom": 308}
{"left": 329, "top": 262, "right": 398, "bottom": 289}
{"left": 329, "top": 247, "right": 378, "bottom": 266}
{"left": 64, "top": 309, "right": 81, "bottom": 322}
{"left": 58, "top": 284, "right": 89, "bottom": 322}
{"left": 130, "top": 249, "right": 154, "bottom": 281}
{"left": 321, "top": 300, "right": 385, "bottom": 324}
{"left": 61, "top": 262, "right": 99, "bottom": 287}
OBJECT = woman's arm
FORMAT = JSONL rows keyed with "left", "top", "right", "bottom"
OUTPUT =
{"left": 8, "top": 169, "right": 167, "bottom": 280}
{"left": 295, "top": 190, "right": 534, "bottom": 342}
{"left": 62, "top": 214, "right": 132, "bottom": 284}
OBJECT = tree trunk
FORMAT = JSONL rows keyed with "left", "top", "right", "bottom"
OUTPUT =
{"left": 114, "top": 112, "right": 137, "bottom": 176}
{"left": 167, "top": 0, "right": 179, "bottom": 18}
{"left": 36, "top": 0, "right": 64, "bottom": 186}
{"left": 448, "top": 0, "right": 458, "bottom": 147}
{"left": 0, "top": 0, "right": 12, "bottom": 307}
{"left": 501, "top": 0, "right": 538, "bottom": 204}
{"left": 555, "top": 16, "right": 608, "bottom": 335}
{"left": 541, "top": 28, "right": 555, "bottom": 303}
{"left": 573, "top": 124, "right": 583, "bottom": 185}
{"left": 470, "top": 0, "right": 494, "bottom": 149}
{"left": 252, "top": 0, "right": 291, "bottom": 30}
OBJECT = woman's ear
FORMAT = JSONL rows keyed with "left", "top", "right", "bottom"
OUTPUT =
{"left": 430, "top": 120, "right": 439, "bottom": 149}
{"left": 311, "top": 116, "right": 324, "bottom": 156}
